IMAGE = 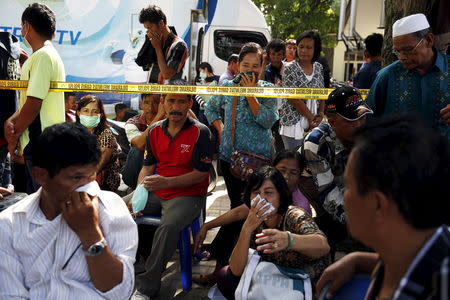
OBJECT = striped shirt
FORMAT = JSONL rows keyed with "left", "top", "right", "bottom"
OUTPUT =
{"left": 0, "top": 189, "right": 138, "bottom": 299}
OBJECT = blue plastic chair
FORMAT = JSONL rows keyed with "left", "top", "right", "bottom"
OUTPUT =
{"left": 134, "top": 214, "right": 202, "bottom": 291}
{"left": 319, "top": 274, "right": 371, "bottom": 300}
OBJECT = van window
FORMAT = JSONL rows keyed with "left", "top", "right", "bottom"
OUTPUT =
{"left": 214, "top": 30, "right": 268, "bottom": 61}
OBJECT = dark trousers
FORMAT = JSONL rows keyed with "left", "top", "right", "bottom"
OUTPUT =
{"left": 209, "top": 220, "right": 244, "bottom": 267}
{"left": 219, "top": 159, "right": 246, "bottom": 209}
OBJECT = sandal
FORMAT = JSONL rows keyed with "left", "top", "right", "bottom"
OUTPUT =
{"left": 193, "top": 273, "right": 217, "bottom": 286}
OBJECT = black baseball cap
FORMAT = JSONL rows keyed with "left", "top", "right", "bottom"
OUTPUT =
{"left": 326, "top": 86, "right": 373, "bottom": 121}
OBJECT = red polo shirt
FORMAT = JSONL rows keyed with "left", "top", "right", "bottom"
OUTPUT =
{"left": 143, "top": 117, "right": 212, "bottom": 199}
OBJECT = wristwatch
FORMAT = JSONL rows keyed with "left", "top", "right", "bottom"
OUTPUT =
{"left": 83, "top": 238, "right": 108, "bottom": 256}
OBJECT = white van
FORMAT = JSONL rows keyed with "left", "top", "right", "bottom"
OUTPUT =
{"left": 0, "top": 0, "right": 271, "bottom": 105}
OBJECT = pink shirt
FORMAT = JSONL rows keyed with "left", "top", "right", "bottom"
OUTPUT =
{"left": 292, "top": 187, "right": 312, "bottom": 215}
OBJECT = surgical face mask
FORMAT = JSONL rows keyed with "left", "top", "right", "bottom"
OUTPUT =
{"left": 79, "top": 114, "right": 101, "bottom": 128}
{"left": 22, "top": 24, "right": 31, "bottom": 49}
{"left": 199, "top": 72, "right": 207, "bottom": 80}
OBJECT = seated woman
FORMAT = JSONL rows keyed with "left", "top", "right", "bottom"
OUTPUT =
{"left": 193, "top": 150, "right": 314, "bottom": 285}
{"left": 217, "top": 166, "right": 330, "bottom": 299}
{"left": 76, "top": 95, "right": 121, "bottom": 192}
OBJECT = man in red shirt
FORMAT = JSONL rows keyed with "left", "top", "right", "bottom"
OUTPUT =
{"left": 134, "top": 80, "right": 212, "bottom": 298}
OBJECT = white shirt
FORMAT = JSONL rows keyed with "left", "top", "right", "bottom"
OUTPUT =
{"left": 0, "top": 189, "right": 138, "bottom": 299}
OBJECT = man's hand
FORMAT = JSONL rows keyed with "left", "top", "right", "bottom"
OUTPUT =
{"left": 148, "top": 31, "right": 162, "bottom": 50}
{"left": 440, "top": 104, "right": 450, "bottom": 125}
{"left": 61, "top": 192, "right": 103, "bottom": 248}
{"left": 316, "top": 254, "right": 357, "bottom": 299}
{"left": 143, "top": 174, "right": 170, "bottom": 192}
{"left": 4, "top": 118, "right": 15, "bottom": 142}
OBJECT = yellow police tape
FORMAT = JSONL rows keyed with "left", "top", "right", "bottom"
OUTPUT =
{"left": 0, "top": 80, "right": 368, "bottom": 100}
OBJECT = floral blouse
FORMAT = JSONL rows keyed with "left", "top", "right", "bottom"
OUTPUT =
{"left": 250, "top": 206, "right": 330, "bottom": 281}
{"left": 96, "top": 128, "right": 121, "bottom": 192}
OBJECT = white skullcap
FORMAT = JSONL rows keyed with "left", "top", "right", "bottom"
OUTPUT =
{"left": 392, "top": 13, "right": 430, "bottom": 38}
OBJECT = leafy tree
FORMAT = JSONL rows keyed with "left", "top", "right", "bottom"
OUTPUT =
{"left": 252, "top": 0, "right": 340, "bottom": 48}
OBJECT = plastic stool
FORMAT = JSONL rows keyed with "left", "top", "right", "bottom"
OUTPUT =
{"left": 135, "top": 214, "right": 202, "bottom": 291}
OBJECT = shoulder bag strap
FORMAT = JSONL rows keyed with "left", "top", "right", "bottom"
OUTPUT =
{"left": 231, "top": 96, "right": 238, "bottom": 148}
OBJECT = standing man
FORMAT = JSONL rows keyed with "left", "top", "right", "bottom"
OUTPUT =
{"left": 219, "top": 54, "right": 239, "bottom": 84}
{"left": 366, "top": 13, "right": 450, "bottom": 138}
{"left": 352, "top": 33, "right": 383, "bottom": 89}
{"left": 139, "top": 5, "right": 188, "bottom": 84}
{"left": 301, "top": 86, "right": 373, "bottom": 260}
{"left": 132, "top": 80, "right": 213, "bottom": 299}
{"left": 4, "top": 3, "right": 65, "bottom": 193}
{"left": 0, "top": 122, "right": 138, "bottom": 299}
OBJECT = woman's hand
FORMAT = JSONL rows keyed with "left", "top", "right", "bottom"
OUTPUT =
{"left": 193, "top": 224, "right": 209, "bottom": 253}
{"left": 240, "top": 72, "right": 257, "bottom": 88}
{"left": 243, "top": 195, "right": 270, "bottom": 233}
{"left": 255, "top": 228, "right": 289, "bottom": 254}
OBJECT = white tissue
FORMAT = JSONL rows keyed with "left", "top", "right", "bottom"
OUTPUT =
{"left": 75, "top": 181, "right": 101, "bottom": 196}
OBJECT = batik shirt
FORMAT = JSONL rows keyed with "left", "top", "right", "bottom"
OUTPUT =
{"left": 365, "top": 50, "right": 449, "bottom": 138}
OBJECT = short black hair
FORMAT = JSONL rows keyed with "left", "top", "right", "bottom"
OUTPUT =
{"left": 227, "top": 54, "right": 239, "bottom": 65}
{"left": 31, "top": 122, "right": 101, "bottom": 177}
{"left": 238, "top": 42, "right": 263, "bottom": 64}
{"left": 297, "top": 30, "right": 322, "bottom": 62}
{"left": 267, "top": 39, "right": 286, "bottom": 53}
{"left": 352, "top": 113, "right": 450, "bottom": 229}
{"left": 139, "top": 5, "right": 167, "bottom": 25}
{"left": 114, "top": 103, "right": 128, "bottom": 114}
{"left": 364, "top": 33, "right": 383, "bottom": 57}
{"left": 243, "top": 166, "right": 292, "bottom": 216}
{"left": 64, "top": 92, "right": 76, "bottom": 101}
{"left": 273, "top": 150, "right": 305, "bottom": 173}
{"left": 198, "top": 62, "right": 214, "bottom": 74}
{"left": 21, "top": 3, "right": 56, "bottom": 40}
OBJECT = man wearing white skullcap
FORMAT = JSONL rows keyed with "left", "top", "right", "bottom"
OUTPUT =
{"left": 366, "top": 13, "right": 450, "bottom": 139}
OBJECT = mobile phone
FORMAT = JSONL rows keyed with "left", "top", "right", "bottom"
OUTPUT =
{"left": 232, "top": 71, "right": 254, "bottom": 84}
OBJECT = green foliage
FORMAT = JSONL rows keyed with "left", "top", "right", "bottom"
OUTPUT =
{"left": 252, "top": 0, "right": 340, "bottom": 48}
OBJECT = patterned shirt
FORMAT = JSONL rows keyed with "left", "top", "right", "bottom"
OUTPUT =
{"left": 97, "top": 128, "right": 121, "bottom": 192}
{"left": 0, "top": 189, "right": 138, "bottom": 299}
{"left": 280, "top": 60, "right": 324, "bottom": 126}
{"left": 365, "top": 51, "right": 450, "bottom": 138}
{"left": 250, "top": 206, "right": 330, "bottom": 281}
{"left": 204, "top": 80, "right": 278, "bottom": 162}
{"left": 300, "top": 123, "right": 348, "bottom": 224}
{"left": 365, "top": 226, "right": 450, "bottom": 300}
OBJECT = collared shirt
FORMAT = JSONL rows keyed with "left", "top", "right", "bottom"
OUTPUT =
{"left": 300, "top": 123, "right": 348, "bottom": 224}
{"left": 0, "top": 189, "right": 138, "bottom": 299}
{"left": 353, "top": 60, "right": 382, "bottom": 89}
{"left": 204, "top": 80, "right": 278, "bottom": 162}
{"left": 365, "top": 226, "right": 450, "bottom": 300}
{"left": 219, "top": 69, "right": 234, "bottom": 85}
{"left": 365, "top": 51, "right": 450, "bottom": 138}
{"left": 143, "top": 117, "right": 213, "bottom": 199}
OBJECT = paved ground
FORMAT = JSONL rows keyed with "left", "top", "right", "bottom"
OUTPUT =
{"left": 143, "top": 177, "right": 230, "bottom": 300}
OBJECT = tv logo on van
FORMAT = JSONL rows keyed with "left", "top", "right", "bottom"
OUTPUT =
{"left": 0, "top": 26, "right": 81, "bottom": 45}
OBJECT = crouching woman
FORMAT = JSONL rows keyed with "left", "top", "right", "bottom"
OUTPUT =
{"left": 216, "top": 166, "right": 330, "bottom": 299}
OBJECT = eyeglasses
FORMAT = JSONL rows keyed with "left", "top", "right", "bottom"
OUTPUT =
{"left": 392, "top": 38, "right": 423, "bottom": 57}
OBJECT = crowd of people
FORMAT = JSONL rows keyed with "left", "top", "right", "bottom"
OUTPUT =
{"left": 0, "top": 3, "right": 448, "bottom": 300}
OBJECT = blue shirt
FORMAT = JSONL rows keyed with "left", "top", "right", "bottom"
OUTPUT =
{"left": 352, "top": 60, "right": 381, "bottom": 89}
{"left": 204, "top": 80, "right": 278, "bottom": 162}
{"left": 365, "top": 51, "right": 450, "bottom": 138}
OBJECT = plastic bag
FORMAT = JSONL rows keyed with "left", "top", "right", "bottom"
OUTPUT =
{"left": 131, "top": 184, "right": 148, "bottom": 213}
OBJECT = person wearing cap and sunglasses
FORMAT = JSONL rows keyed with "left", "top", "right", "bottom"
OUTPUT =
{"left": 365, "top": 13, "right": 450, "bottom": 139}
{"left": 300, "top": 86, "right": 373, "bottom": 261}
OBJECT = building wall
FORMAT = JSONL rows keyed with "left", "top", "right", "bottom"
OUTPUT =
{"left": 332, "top": 0, "right": 385, "bottom": 81}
